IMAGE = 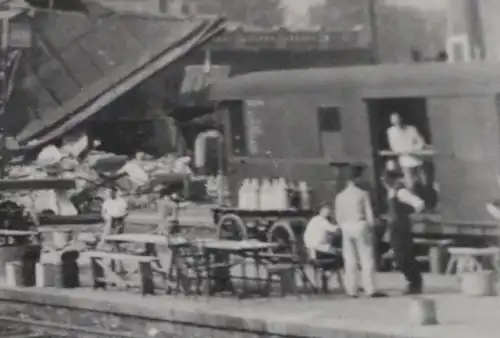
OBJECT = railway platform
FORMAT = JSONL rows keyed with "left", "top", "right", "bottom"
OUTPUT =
{"left": 0, "top": 272, "right": 497, "bottom": 338}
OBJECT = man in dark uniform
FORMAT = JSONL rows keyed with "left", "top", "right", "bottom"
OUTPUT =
{"left": 382, "top": 169, "right": 425, "bottom": 295}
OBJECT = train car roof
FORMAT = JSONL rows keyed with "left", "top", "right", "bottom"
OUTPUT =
{"left": 210, "top": 62, "right": 500, "bottom": 99}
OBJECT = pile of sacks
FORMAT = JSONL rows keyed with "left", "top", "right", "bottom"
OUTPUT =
{"left": 5, "top": 133, "right": 194, "bottom": 215}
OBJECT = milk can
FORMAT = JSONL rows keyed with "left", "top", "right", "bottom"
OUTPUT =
{"left": 409, "top": 297, "right": 438, "bottom": 326}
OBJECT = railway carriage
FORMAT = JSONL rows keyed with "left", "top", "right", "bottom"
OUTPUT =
{"left": 209, "top": 62, "right": 500, "bottom": 249}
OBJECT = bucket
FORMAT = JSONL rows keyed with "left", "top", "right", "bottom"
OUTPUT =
{"left": 36, "top": 263, "right": 58, "bottom": 287}
{"left": 409, "top": 297, "right": 438, "bottom": 326}
{"left": 5, "top": 261, "right": 22, "bottom": 287}
{"left": 460, "top": 270, "right": 496, "bottom": 296}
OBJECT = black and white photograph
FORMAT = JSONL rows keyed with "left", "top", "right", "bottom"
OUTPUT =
{"left": 0, "top": 0, "right": 494, "bottom": 337}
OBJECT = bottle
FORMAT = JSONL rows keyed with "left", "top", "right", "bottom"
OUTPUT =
{"left": 277, "top": 177, "right": 288, "bottom": 210}
{"left": 298, "top": 181, "right": 311, "bottom": 210}
{"left": 253, "top": 178, "right": 261, "bottom": 210}
{"left": 270, "top": 178, "right": 279, "bottom": 210}
{"left": 248, "top": 178, "right": 260, "bottom": 210}
{"left": 238, "top": 179, "right": 250, "bottom": 209}
{"left": 287, "top": 181, "right": 298, "bottom": 209}
{"left": 260, "top": 179, "right": 272, "bottom": 210}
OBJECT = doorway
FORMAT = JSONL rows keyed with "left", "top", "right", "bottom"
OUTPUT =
{"left": 365, "top": 97, "right": 437, "bottom": 214}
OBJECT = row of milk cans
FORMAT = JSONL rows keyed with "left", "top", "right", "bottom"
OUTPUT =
{"left": 237, "top": 178, "right": 311, "bottom": 210}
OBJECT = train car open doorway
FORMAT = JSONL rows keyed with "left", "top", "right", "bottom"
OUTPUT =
{"left": 365, "top": 97, "right": 438, "bottom": 214}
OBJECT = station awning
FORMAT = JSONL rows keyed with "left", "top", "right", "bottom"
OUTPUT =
{"left": 6, "top": 2, "right": 226, "bottom": 151}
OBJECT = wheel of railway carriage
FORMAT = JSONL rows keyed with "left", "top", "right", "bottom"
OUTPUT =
{"left": 216, "top": 213, "right": 248, "bottom": 240}
{"left": 266, "top": 221, "right": 297, "bottom": 256}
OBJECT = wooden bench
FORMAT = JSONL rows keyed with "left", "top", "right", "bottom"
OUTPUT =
{"left": 86, "top": 251, "right": 158, "bottom": 295}
{"left": 414, "top": 238, "right": 454, "bottom": 274}
{"left": 446, "top": 247, "right": 500, "bottom": 275}
{"left": 381, "top": 238, "right": 454, "bottom": 274}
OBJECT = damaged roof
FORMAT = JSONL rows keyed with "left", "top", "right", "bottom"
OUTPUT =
{"left": 6, "top": 2, "right": 225, "bottom": 149}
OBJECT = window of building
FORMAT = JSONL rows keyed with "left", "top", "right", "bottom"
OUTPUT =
{"left": 226, "top": 100, "right": 247, "bottom": 156}
{"left": 317, "top": 106, "right": 343, "bottom": 157}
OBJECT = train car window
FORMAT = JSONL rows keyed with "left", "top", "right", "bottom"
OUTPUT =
{"left": 318, "top": 106, "right": 341, "bottom": 132}
{"left": 317, "top": 106, "right": 344, "bottom": 157}
{"left": 226, "top": 100, "right": 247, "bottom": 156}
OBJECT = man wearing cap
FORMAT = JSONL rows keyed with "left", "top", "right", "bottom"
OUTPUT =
{"left": 382, "top": 169, "right": 425, "bottom": 294}
{"left": 335, "top": 165, "right": 386, "bottom": 298}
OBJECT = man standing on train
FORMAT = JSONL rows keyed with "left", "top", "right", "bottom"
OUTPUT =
{"left": 387, "top": 112, "right": 426, "bottom": 190}
{"left": 335, "top": 165, "right": 387, "bottom": 298}
{"left": 382, "top": 169, "right": 425, "bottom": 295}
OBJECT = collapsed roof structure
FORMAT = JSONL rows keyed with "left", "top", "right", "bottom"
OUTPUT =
{"left": 3, "top": 1, "right": 225, "bottom": 151}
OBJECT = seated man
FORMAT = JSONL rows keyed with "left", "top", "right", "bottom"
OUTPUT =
{"left": 303, "top": 202, "right": 342, "bottom": 261}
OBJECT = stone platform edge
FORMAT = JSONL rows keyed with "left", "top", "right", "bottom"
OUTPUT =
{"left": 0, "top": 286, "right": 423, "bottom": 338}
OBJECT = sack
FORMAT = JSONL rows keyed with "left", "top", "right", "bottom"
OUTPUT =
{"left": 37, "top": 145, "right": 63, "bottom": 166}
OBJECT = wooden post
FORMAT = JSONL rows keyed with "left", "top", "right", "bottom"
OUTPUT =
{"left": 0, "top": 17, "right": 8, "bottom": 178}
{"left": 90, "top": 257, "right": 106, "bottom": 290}
{"left": 368, "top": 0, "right": 379, "bottom": 64}
{"left": 139, "top": 261, "right": 155, "bottom": 295}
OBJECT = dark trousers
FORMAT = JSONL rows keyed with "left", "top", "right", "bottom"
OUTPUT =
{"left": 390, "top": 231, "right": 422, "bottom": 290}
{"left": 111, "top": 217, "right": 126, "bottom": 234}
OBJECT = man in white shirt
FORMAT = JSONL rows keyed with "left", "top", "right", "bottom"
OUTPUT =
{"left": 335, "top": 166, "right": 386, "bottom": 298}
{"left": 100, "top": 188, "right": 128, "bottom": 244}
{"left": 382, "top": 169, "right": 425, "bottom": 295}
{"left": 303, "top": 203, "right": 341, "bottom": 257}
{"left": 387, "top": 112, "right": 426, "bottom": 190}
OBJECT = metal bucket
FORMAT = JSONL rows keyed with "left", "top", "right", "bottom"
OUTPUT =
{"left": 409, "top": 297, "right": 438, "bottom": 326}
{"left": 460, "top": 270, "right": 496, "bottom": 297}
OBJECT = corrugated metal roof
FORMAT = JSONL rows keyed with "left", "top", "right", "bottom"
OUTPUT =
{"left": 6, "top": 1, "right": 225, "bottom": 149}
{"left": 210, "top": 62, "right": 500, "bottom": 99}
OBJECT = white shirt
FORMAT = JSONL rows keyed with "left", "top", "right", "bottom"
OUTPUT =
{"left": 388, "top": 188, "right": 425, "bottom": 213}
{"left": 102, "top": 197, "right": 128, "bottom": 218}
{"left": 387, "top": 125, "right": 425, "bottom": 168}
{"left": 303, "top": 215, "right": 340, "bottom": 253}
{"left": 334, "top": 184, "right": 375, "bottom": 227}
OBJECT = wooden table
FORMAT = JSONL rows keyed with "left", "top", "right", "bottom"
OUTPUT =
{"left": 39, "top": 224, "right": 102, "bottom": 253}
{"left": 103, "top": 234, "right": 214, "bottom": 294}
{"left": 0, "top": 229, "right": 38, "bottom": 246}
{"left": 199, "top": 240, "right": 281, "bottom": 298}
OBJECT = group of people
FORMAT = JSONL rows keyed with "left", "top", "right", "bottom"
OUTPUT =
{"left": 304, "top": 166, "right": 425, "bottom": 297}
{"left": 304, "top": 112, "right": 430, "bottom": 297}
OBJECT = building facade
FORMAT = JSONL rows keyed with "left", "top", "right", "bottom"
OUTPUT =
{"left": 445, "top": 0, "right": 500, "bottom": 62}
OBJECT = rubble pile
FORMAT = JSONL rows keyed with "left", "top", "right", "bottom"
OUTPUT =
{"left": 4, "top": 134, "right": 194, "bottom": 216}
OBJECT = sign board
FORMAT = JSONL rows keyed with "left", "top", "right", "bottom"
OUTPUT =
{"left": 245, "top": 100, "right": 264, "bottom": 155}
